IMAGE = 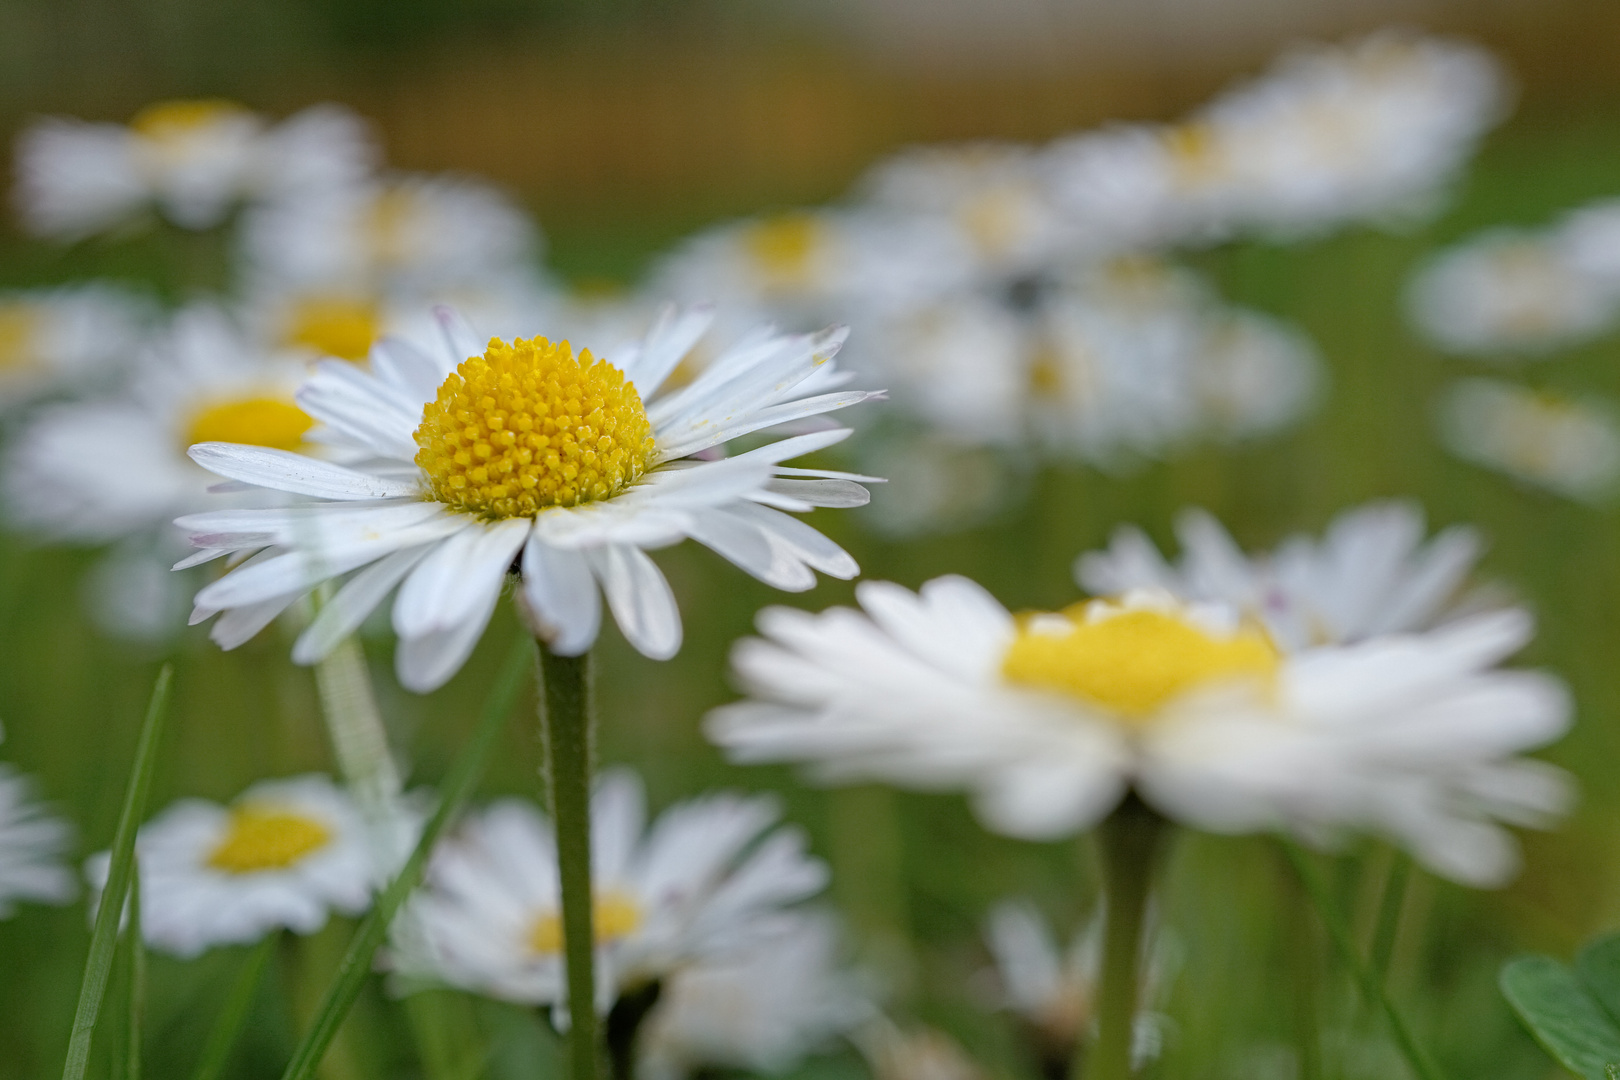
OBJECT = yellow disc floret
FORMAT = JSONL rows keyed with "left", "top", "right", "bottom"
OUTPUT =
{"left": 284, "top": 296, "right": 381, "bottom": 362}
{"left": 528, "top": 892, "right": 643, "bottom": 954}
{"left": 414, "top": 336, "right": 655, "bottom": 519}
{"left": 186, "top": 396, "right": 314, "bottom": 451}
{"left": 744, "top": 211, "right": 823, "bottom": 289}
{"left": 1003, "top": 603, "right": 1279, "bottom": 722}
{"left": 130, "top": 99, "right": 250, "bottom": 140}
{"left": 207, "top": 806, "right": 333, "bottom": 874}
{"left": 0, "top": 302, "right": 39, "bottom": 372}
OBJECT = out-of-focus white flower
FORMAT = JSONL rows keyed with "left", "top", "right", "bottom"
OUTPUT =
{"left": 177, "top": 307, "right": 876, "bottom": 691}
{"left": 0, "top": 285, "right": 152, "bottom": 407}
{"left": 1437, "top": 378, "right": 1620, "bottom": 502}
{"left": 85, "top": 775, "right": 377, "bottom": 957}
{"left": 856, "top": 434, "right": 1021, "bottom": 539}
{"left": 390, "top": 769, "right": 828, "bottom": 1018}
{"left": 709, "top": 579, "right": 1572, "bottom": 886}
{"left": 14, "top": 101, "right": 375, "bottom": 238}
{"left": 1407, "top": 229, "right": 1620, "bottom": 356}
{"left": 637, "top": 911, "right": 872, "bottom": 1080}
{"left": 1078, "top": 501, "right": 1488, "bottom": 652}
{"left": 0, "top": 759, "right": 76, "bottom": 917}
{"left": 858, "top": 1020, "right": 986, "bottom": 1080}
{"left": 1194, "top": 309, "right": 1321, "bottom": 440}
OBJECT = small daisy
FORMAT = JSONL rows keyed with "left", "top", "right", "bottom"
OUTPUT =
{"left": 85, "top": 774, "right": 376, "bottom": 957}
{"left": 0, "top": 759, "right": 77, "bottom": 917}
{"left": 1437, "top": 378, "right": 1620, "bottom": 502}
{"left": 0, "top": 284, "right": 153, "bottom": 409}
{"left": 177, "top": 306, "right": 878, "bottom": 691}
{"left": 1193, "top": 309, "right": 1321, "bottom": 441}
{"left": 708, "top": 578, "right": 1572, "bottom": 886}
{"left": 637, "top": 911, "right": 872, "bottom": 1080}
{"left": 858, "top": 1021, "right": 987, "bottom": 1080}
{"left": 13, "top": 101, "right": 375, "bottom": 238}
{"left": 1077, "top": 501, "right": 1488, "bottom": 652}
{"left": 390, "top": 768, "right": 828, "bottom": 1017}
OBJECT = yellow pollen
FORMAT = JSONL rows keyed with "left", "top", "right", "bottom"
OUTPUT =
{"left": 0, "top": 303, "right": 40, "bottom": 372}
{"left": 284, "top": 296, "right": 381, "bottom": 362}
{"left": 958, "top": 187, "right": 1028, "bottom": 257}
{"left": 365, "top": 185, "right": 420, "bottom": 267}
{"left": 528, "top": 892, "right": 643, "bottom": 955}
{"left": 207, "top": 805, "right": 332, "bottom": 874}
{"left": 414, "top": 336, "right": 655, "bottom": 519}
{"left": 186, "top": 396, "right": 315, "bottom": 451}
{"left": 1002, "top": 606, "right": 1279, "bottom": 722}
{"left": 1163, "top": 122, "right": 1225, "bottom": 185}
{"left": 130, "top": 99, "right": 249, "bottom": 140}
{"left": 744, "top": 212, "right": 822, "bottom": 287}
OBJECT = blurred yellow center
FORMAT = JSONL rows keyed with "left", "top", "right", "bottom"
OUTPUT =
{"left": 414, "top": 337, "right": 655, "bottom": 519}
{"left": 745, "top": 212, "right": 822, "bottom": 286}
{"left": 207, "top": 806, "right": 332, "bottom": 874}
{"left": 959, "top": 188, "right": 1028, "bottom": 257}
{"left": 365, "top": 186, "right": 420, "bottom": 266}
{"left": 130, "top": 99, "right": 248, "bottom": 140}
{"left": 1164, "top": 122, "right": 1224, "bottom": 185}
{"left": 186, "top": 397, "right": 314, "bottom": 451}
{"left": 285, "top": 297, "right": 381, "bottom": 362}
{"left": 528, "top": 892, "right": 643, "bottom": 955}
{"left": 1002, "top": 606, "right": 1278, "bottom": 721}
{"left": 0, "top": 303, "right": 40, "bottom": 371}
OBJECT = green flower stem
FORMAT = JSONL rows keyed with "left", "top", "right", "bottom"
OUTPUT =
{"left": 311, "top": 629, "right": 401, "bottom": 816}
{"left": 537, "top": 644, "right": 601, "bottom": 1080}
{"left": 1079, "top": 796, "right": 1167, "bottom": 1080}
{"left": 191, "top": 935, "right": 276, "bottom": 1080}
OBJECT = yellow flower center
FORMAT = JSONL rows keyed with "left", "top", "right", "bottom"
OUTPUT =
{"left": 186, "top": 396, "right": 315, "bottom": 451}
{"left": 744, "top": 212, "right": 823, "bottom": 288}
{"left": 528, "top": 892, "right": 643, "bottom": 955}
{"left": 1163, "top": 122, "right": 1225, "bottom": 186}
{"left": 958, "top": 187, "right": 1029, "bottom": 258}
{"left": 284, "top": 296, "right": 381, "bottom": 362}
{"left": 365, "top": 185, "right": 421, "bottom": 268}
{"left": 207, "top": 805, "right": 333, "bottom": 874}
{"left": 1002, "top": 605, "right": 1279, "bottom": 723}
{"left": 129, "top": 99, "right": 250, "bottom": 141}
{"left": 0, "top": 302, "right": 40, "bottom": 372}
{"left": 414, "top": 337, "right": 655, "bottom": 519}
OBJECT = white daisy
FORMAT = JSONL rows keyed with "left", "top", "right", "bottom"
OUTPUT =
{"left": 390, "top": 768, "right": 828, "bottom": 1017}
{"left": 1077, "top": 501, "right": 1488, "bottom": 652}
{"left": 176, "top": 306, "right": 878, "bottom": 691}
{"left": 0, "top": 760, "right": 77, "bottom": 917}
{"left": 636, "top": 911, "right": 872, "bottom": 1080}
{"left": 13, "top": 101, "right": 375, "bottom": 238}
{"left": 1193, "top": 309, "right": 1321, "bottom": 441}
{"left": 1437, "top": 378, "right": 1620, "bottom": 502}
{"left": 0, "top": 284, "right": 153, "bottom": 408}
{"left": 857, "top": 1020, "right": 987, "bottom": 1080}
{"left": 707, "top": 578, "right": 1572, "bottom": 886}
{"left": 85, "top": 774, "right": 377, "bottom": 957}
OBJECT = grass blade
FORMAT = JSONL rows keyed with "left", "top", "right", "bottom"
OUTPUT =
{"left": 279, "top": 637, "right": 532, "bottom": 1080}
{"left": 191, "top": 934, "right": 277, "bottom": 1080}
{"left": 62, "top": 664, "right": 173, "bottom": 1080}
{"left": 121, "top": 861, "right": 144, "bottom": 1080}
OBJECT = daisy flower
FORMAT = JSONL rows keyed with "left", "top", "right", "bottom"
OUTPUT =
{"left": 707, "top": 578, "right": 1572, "bottom": 886}
{"left": 1077, "top": 501, "right": 1488, "bottom": 652}
{"left": 177, "top": 306, "right": 877, "bottom": 691}
{"left": 637, "top": 911, "right": 872, "bottom": 1080}
{"left": 389, "top": 768, "right": 828, "bottom": 1016}
{"left": 1437, "top": 378, "right": 1620, "bottom": 502}
{"left": 85, "top": 774, "right": 377, "bottom": 957}
{"left": 0, "top": 284, "right": 153, "bottom": 409}
{"left": 13, "top": 101, "right": 375, "bottom": 239}
{"left": 1192, "top": 309, "right": 1321, "bottom": 441}
{"left": 858, "top": 1021, "right": 987, "bottom": 1080}
{"left": 0, "top": 760, "right": 77, "bottom": 917}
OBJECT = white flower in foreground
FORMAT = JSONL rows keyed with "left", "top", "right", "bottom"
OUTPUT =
{"left": 0, "top": 762, "right": 76, "bottom": 917}
{"left": 1078, "top": 501, "right": 1488, "bottom": 652}
{"left": 1437, "top": 378, "right": 1620, "bottom": 502}
{"left": 0, "top": 285, "right": 152, "bottom": 408}
{"left": 86, "top": 775, "right": 376, "bottom": 957}
{"left": 390, "top": 769, "right": 827, "bottom": 1016}
{"left": 638, "top": 911, "right": 872, "bottom": 1080}
{"left": 708, "top": 579, "right": 1572, "bottom": 886}
{"left": 178, "top": 307, "right": 878, "bottom": 691}
{"left": 13, "top": 101, "right": 375, "bottom": 238}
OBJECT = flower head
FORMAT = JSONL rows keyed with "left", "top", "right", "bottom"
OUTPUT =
{"left": 1437, "top": 379, "right": 1620, "bottom": 502}
{"left": 0, "top": 763, "right": 77, "bottom": 917}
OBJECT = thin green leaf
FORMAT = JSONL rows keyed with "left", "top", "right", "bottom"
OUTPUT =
{"left": 123, "top": 860, "right": 144, "bottom": 1080}
{"left": 279, "top": 637, "right": 532, "bottom": 1080}
{"left": 191, "top": 934, "right": 277, "bottom": 1080}
{"left": 1501, "top": 955, "right": 1620, "bottom": 1080}
{"left": 61, "top": 664, "right": 173, "bottom": 1080}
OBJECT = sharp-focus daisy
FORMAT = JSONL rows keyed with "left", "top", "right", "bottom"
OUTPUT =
{"left": 0, "top": 285, "right": 152, "bottom": 409}
{"left": 0, "top": 759, "right": 77, "bottom": 917}
{"left": 1437, "top": 378, "right": 1620, "bottom": 502}
{"left": 637, "top": 911, "right": 872, "bottom": 1080}
{"left": 176, "top": 307, "right": 877, "bottom": 691}
{"left": 708, "top": 578, "right": 1572, "bottom": 886}
{"left": 85, "top": 774, "right": 376, "bottom": 957}
{"left": 1077, "top": 501, "right": 1488, "bottom": 652}
{"left": 13, "top": 101, "right": 375, "bottom": 238}
{"left": 389, "top": 768, "right": 828, "bottom": 1017}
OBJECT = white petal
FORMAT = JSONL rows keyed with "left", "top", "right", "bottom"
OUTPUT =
{"left": 394, "top": 518, "right": 529, "bottom": 637}
{"left": 587, "top": 545, "right": 682, "bottom": 659}
{"left": 188, "top": 443, "right": 419, "bottom": 500}
{"left": 395, "top": 590, "right": 504, "bottom": 693}
{"left": 521, "top": 537, "right": 602, "bottom": 656}
{"left": 291, "top": 545, "right": 435, "bottom": 664}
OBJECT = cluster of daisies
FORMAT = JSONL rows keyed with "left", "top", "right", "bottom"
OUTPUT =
{"left": 1407, "top": 199, "right": 1620, "bottom": 501}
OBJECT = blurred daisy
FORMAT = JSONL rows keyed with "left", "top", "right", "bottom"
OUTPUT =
{"left": 177, "top": 307, "right": 877, "bottom": 691}
{"left": 14, "top": 101, "right": 375, "bottom": 238}
{"left": 638, "top": 911, "right": 872, "bottom": 1080}
{"left": 1078, "top": 501, "right": 1488, "bottom": 652}
{"left": 0, "top": 285, "right": 152, "bottom": 408}
{"left": 858, "top": 1021, "right": 986, "bottom": 1080}
{"left": 1437, "top": 378, "right": 1620, "bottom": 502}
{"left": 0, "top": 761, "right": 76, "bottom": 917}
{"left": 1193, "top": 310, "right": 1321, "bottom": 441}
{"left": 708, "top": 579, "right": 1572, "bottom": 886}
{"left": 390, "top": 768, "right": 827, "bottom": 1018}
{"left": 1406, "top": 229, "right": 1620, "bottom": 356}
{"left": 86, "top": 774, "right": 375, "bottom": 957}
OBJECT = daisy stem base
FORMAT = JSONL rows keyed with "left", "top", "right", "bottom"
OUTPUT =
{"left": 1080, "top": 796, "right": 1166, "bottom": 1080}
{"left": 538, "top": 644, "right": 601, "bottom": 1080}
